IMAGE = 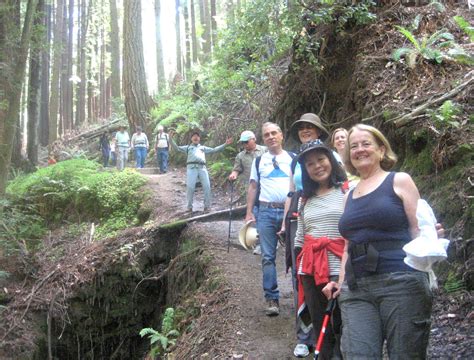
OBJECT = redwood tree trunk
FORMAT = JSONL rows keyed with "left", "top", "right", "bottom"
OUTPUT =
{"left": 155, "top": 0, "right": 166, "bottom": 92}
{"left": 123, "top": 0, "right": 154, "bottom": 133}
{"left": 109, "top": 0, "right": 121, "bottom": 99}
{"left": 0, "top": 0, "right": 40, "bottom": 195}
{"left": 39, "top": 1, "right": 51, "bottom": 146}
{"left": 175, "top": 0, "right": 183, "bottom": 75}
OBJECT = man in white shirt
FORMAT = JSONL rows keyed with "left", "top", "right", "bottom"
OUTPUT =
{"left": 155, "top": 125, "right": 170, "bottom": 173}
{"left": 245, "top": 122, "right": 294, "bottom": 316}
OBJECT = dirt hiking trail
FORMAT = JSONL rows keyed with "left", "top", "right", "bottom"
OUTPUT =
{"left": 145, "top": 168, "right": 472, "bottom": 359}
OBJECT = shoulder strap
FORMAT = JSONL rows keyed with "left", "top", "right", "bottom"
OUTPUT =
{"left": 341, "top": 180, "right": 349, "bottom": 194}
{"left": 255, "top": 155, "right": 262, "bottom": 181}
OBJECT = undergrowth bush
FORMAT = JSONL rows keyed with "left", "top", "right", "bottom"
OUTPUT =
{"left": 5, "top": 159, "right": 147, "bottom": 240}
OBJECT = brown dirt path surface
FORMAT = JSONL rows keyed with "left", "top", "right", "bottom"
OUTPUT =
{"left": 145, "top": 168, "right": 473, "bottom": 359}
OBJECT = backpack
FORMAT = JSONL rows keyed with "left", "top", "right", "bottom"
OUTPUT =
{"left": 254, "top": 151, "right": 296, "bottom": 208}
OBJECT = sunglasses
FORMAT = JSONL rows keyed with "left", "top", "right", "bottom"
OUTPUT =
{"left": 299, "top": 139, "right": 324, "bottom": 152}
{"left": 241, "top": 141, "right": 249, "bottom": 144}
{"left": 272, "top": 156, "right": 280, "bottom": 169}
{"left": 298, "top": 123, "right": 316, "bottom": 131}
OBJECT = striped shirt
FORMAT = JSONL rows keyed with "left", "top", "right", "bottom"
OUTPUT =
{"left": 295, "top": 187, "right": 346, "bottom": 276}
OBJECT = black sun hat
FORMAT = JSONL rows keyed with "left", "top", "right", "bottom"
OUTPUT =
{"left": 296, "top": 139, "right": 334, "bottom": 164}
{"left": 290, "top": 113, "right": 329, "bottom": 143}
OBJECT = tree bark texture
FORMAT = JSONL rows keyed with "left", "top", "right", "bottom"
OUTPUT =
{"left": 155, "top": 0, "right": 166, "bottom": 92}
{"left": 109, "top": 0, "right": 121, "bottom": 99}
{"left": 175, "top": 0, "right": 183, "bottom": 75}
{"left": 0, "top": 0, "right": 40, "bottom": 195}
{"left": 183, "top": 1, "right": 191, "bottom": 74}
{"left": 27, "top": 0, "right": 45, "bottom": 164}
{"left": 210, "top": 0, "right": 217, "bottom": 49}
{"left": 199, "top": 0, "right": 211, "bottom": 61}
{"left": 123, "top": 0, "right": 154, "bottom": 133}
{"left": 190, "top": 0, "right": 198, "bottom": 65}
{"left": 40, "top": 2, "right": 51, "bottom": 146}
{"left": 49, "top": 0, "right": 65, "bottom": 144}
{"left": 76, "top": 0, "right": 88, "bottom": 126}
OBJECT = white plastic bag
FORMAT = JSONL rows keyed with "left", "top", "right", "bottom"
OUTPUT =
{"left": 403, "top": 199, "right": 450, "bottom": 288}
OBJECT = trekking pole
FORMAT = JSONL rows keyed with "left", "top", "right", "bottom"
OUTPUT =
{"left": 227, "top": 180, "right": 234, "bottom": 253}
{"left": 314, "top": 297, "right": 337, "bottom": 360}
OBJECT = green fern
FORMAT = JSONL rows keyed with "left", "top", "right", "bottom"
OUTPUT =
{"left": 453, "top": 16, "right": 474, "bottom": 42}
{"left": 139, "top": 307, "right": 180, "bottom": 358}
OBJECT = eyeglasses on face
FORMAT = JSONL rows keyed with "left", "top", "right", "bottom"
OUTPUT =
{"left": 300, "top": 139, "right": 323, "bottom": 152}
{"left": 272, "top": 156, "right": 280, "bottom": 169}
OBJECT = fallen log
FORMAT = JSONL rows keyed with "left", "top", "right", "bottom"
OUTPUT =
{"left": 65, "top": 118, "right": 122, "bottom": 143}
{"left": 392, "top": 71, "right": 473, "bottom": 127}
{"left": 158, "top": 205, "right": 247, "bottom": 230}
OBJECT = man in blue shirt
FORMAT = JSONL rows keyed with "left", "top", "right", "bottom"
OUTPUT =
{"left": 170, "top": 130, "right": 232, "bottom": 212}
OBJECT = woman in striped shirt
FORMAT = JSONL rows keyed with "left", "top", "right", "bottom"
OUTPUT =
{"left": 294, "top": 140, "right": 351, "bottom": 359}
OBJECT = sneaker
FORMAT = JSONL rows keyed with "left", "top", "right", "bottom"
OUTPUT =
{"left": 253, "top": 245, "right": 261, "bottom": 255}
{"left": 293, "top": 344, "right": 310, "bottom": 358}
{"left": 265, "top": 299, "right": 279, "bottom": 316}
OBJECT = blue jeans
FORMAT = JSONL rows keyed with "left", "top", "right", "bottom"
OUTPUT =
{"left": 339, "top": 271, "right": 432, "bottom": 359}
{"left": 156, "top": 148, "right": 169, "bottom": 173}
{"left": 101, "top": 148, "right": 110, "bottom": 167}
{"left": 186, "top": 165, "right": 211, "bottom": 209}
{"left": 134, "top": 147, "right": 147, "bottom": 168}
{"left": 257, "top": 207, "right": 284, "bottom": 300}
{"left": 117, "top": 147, "right": 129, "bottom": 171}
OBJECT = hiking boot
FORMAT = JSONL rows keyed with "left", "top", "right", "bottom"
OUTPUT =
{"left": 265, "top": 299, "right": 279, "bottom": 316}
{"left": 253, "top": 245, "right": 261, "bottom": 255}
{"left": 293, "top": 344, "right": 310, "bottom": 358}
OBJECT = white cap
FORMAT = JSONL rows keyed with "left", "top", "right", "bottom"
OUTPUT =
{"left": 239, "top": 130, "right": 255, "bottom": 142}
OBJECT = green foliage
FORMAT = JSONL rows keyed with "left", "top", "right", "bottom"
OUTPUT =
{"left": 392, "top": 26, "right": 455, "bottom": 68}
{"left": 428, "top": 100, "right": 461, "bottom": 129}
{"left": 444, "top": 271, "right": 466, "bottom": 293}
{"left": 453, "top": 16, "right": 474, "bottom": 42}
{"left": 140, "top": 308, "right": 180, "bottom": 358}
{"left": 6, "top": 159, "right": 147, "bottom": 238}
{"left": 0, "top": 198, "right": 46, "bottom": 256}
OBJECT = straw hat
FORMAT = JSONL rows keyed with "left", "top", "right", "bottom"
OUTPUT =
{"left": 239, "top": 221, "right": 259, "bottom": 250}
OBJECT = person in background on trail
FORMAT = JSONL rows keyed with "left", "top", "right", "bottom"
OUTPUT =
{"left": 294, "top": 140, "right": 351, "bottom": 359}
{"left": 169, "top": 130, "right": 233, "bottom": 212}
{"left": 99, "top": 131, "right": 111, "bottom": 167}
{"left": 47, "top": 153, "right": 57, "bottom": 166}
{"left": 330, "top": 128, "right": 348, "bottom": 167}
{"left": 326, "top": 124, "right": 433, "bottom": 359}
{"left": 245, "top": 122, "right": 294, "bottom": 317}
{"left": 279, "top": 113, "right": 333, "bottom": 357}
{"left": 155, "top": 125, "right": 170, "bottom": 174}
{"left": 110, "top": 137, "right": 117, "bottom": 166}
{"left": 131, "top": 126, "right": 149, "bottom": 169}
{"left": 115, "top": 125, "right": 130, "bottom": 171}
{"left": 228, "top": 130, "right": 267, "bottom": 255}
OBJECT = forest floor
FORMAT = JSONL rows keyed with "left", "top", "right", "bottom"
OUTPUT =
{"left": 145, "top": 168, "right": 473, "bottom": 359}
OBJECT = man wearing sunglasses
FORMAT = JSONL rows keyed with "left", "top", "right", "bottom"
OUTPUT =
{"left": 245, "top": 122, "right": 295, "bottom": 316}
{"left": 228, "top": 130, "right": 267, "bottom": 183}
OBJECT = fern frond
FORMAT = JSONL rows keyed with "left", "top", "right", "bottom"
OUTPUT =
{"left": 139, "top": 328, "right": 159, "bottom": 337}
{"left": 453, "top": 16, "right": 474, "bottom": 42}
{"left": 396, "top": 26, "right": 421, "bottom": 51}
{"left": 392, "top": 48, "right": 414, "bottom": 61}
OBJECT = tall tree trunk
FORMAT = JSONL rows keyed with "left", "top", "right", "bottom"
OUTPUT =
{"left": 199, "top": 0, "right": 211, "bottom": 62}
{"left": 100, "top": 17, "right": 106, "bottom": 119}
{"left": 210, "top": 0, "right": 217, "bottom": 49}
{"left": 40, "top": 2, "right": 51, "bottom": 146}
{"left": 183, "top": 1, "right": 191, "bottom": 75}
{"left": 155, "top": 0, "right": 166, "bottom": 93}
{"left": 175, "top": 0, "right": 183, "bottom": 75}
{"left": 190, "top": 0, "right": 198, "bottom": 64}
{"left": 123, "top": 0, "right": 154, "bottom": 133}
{"left": 65, "top": 0, "right": 74, "bottom": 132}
{"left": 0, "top": 0, "right": 40, "bottom": 195}
{"left": 226, "top": 0, "right": 235, "bottom": 24}
{"left": 49, "top": 0, "right": 65, "bottom": 143}
{"left": 109, "top": 0, "right": 121, "bottom": 99}
{"left": 27, "top": 0, "right": 45, "bottom": 164}
{"left": 76, "top": 0, "right": 88, "bottom": 126}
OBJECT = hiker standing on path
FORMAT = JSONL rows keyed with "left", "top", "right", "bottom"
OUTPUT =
{"left": 293, "top": 141, "right": 350, "bottom": 359}
{"left": 115, "top": 125, "right": 130, "bottom": 171}
{"left": 228, "top": 130, "right": 267, "bottom": 255}
{"left": 99, "top": 131, "right": 111, "bottom": 167}
{"left": 279, "top": 113, "right": 335, "bottom": 357}
{"left": 325, "top": 124, "right": 433, "bottom": 359}
{"left": 155, "top": 125, "right": 170, "bottom": 174}
{"left": 131, "top": 126, "right": 149, "bottom": 169}
{"left": 245, "top": 122, "right": 294, "bottom": 317}
{"left": 169, "top": 130, "right": 233, "bottom": 212}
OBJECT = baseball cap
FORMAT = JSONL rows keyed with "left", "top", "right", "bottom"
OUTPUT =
{"left": 239, "top": 130, "right": 255, "bottom": 142}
